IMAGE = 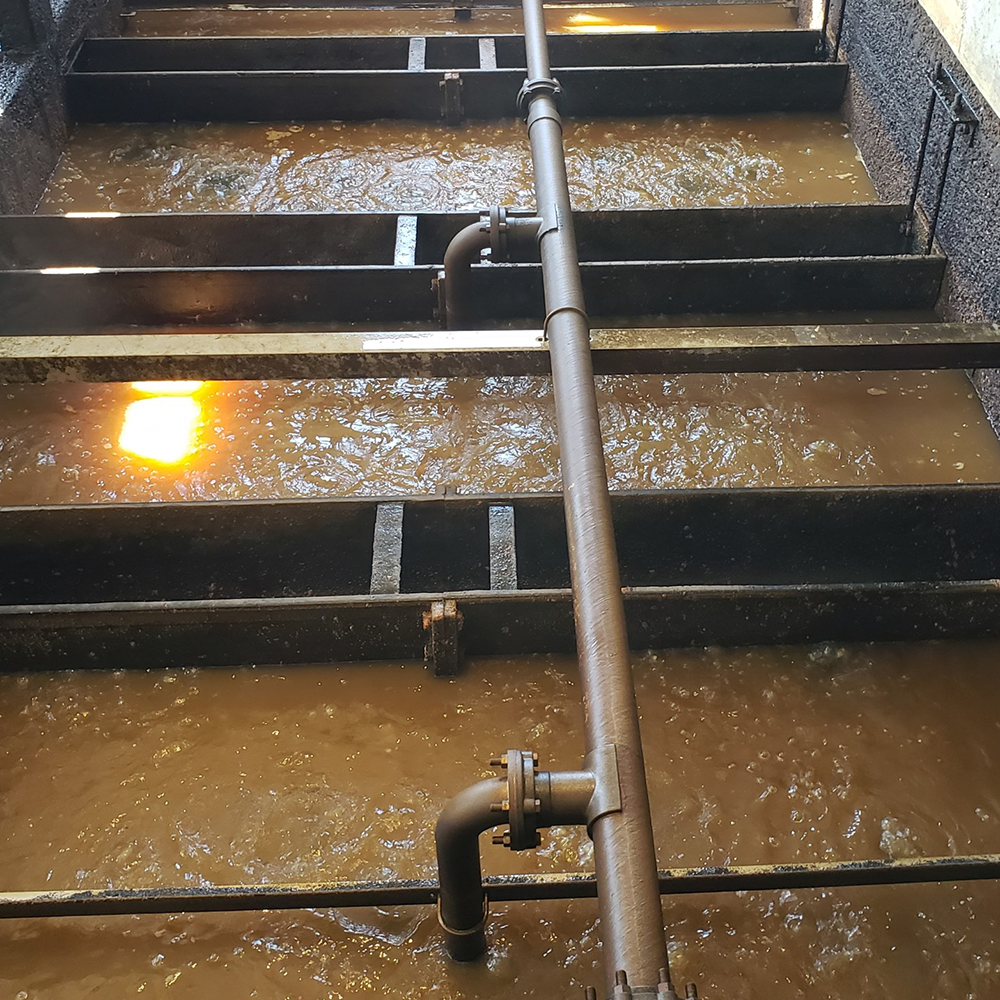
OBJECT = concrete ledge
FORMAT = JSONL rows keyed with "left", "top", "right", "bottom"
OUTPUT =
{"left": 0, "top": 322, "right": 995, "bottom": 382}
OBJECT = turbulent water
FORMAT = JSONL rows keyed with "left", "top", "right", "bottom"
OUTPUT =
{"left": 2, "top": 644, "right": 1000, "bottom": 998}
{"left": 124, "top": 3, "right": 799, "bottom": 38}
{"left": 40, "top": 116, "right": 874, "bottom": 214}
{"left": 3, "top": 59, "right": 1000, "bottom": 1000}
{"left": 0, "top": 372, "right": 998, "bottom": 504}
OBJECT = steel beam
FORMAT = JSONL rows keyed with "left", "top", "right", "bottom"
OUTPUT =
{"left": 66, "top": 63, "right": 848, "bottom": 123}
{"left": 3, "top": 854, "right": 998, "bottom": 919}
{"left": 0, "top": 205, "right": 912, "bottom": 269}
{"left": 0, "top": 257, "right": 945, "bottom": 332}
{"left": 2, "top": 323, "right": 997, "bottom": 383}
{"left": 72, "top": 31, "right": 826, "bottom": 73}
{"left": 6, "top": 581, "right": 1000, "bottom": 671}
{"left": 4, "top": 486, "right": 1000, "bottom": 671}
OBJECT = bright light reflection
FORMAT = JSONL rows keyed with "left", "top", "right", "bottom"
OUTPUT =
{"left": 567, "top": 12, "right": 612, "bottom": 23}
{"left": 40, "top": 266, "right": 101, "bottom": 275}
{"left": 564, "top": 23, "right": 660, "bottom": 32}
{"left": 119, "top": 396, "right": 202, "bottom": 465}
{"left": 64, "top": 212, "right": 121, "bottom": 219}
{"left": 362, "top": 331, "right": 542, "bottom": 351}
{"left": 131, "top": 380, "right": 207, "bottom": 396}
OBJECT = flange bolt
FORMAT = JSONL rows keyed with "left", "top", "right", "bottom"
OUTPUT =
{"left": 658, "top": 966, "right": 679, "bottom": 1000}
{"left": 613, "top": 971, "right": 632, "bottom": 1000}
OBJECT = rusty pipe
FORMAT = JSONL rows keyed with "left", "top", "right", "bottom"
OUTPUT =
{"left": 436, "top": 766, "right": 595, "bottom": 961}
{"left": 519, "top": 0, "right": 668, "bottom": 989}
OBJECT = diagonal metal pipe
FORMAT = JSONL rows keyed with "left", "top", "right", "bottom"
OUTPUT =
{"left": 440, "top": 0, "right": 669, "bottom": 991}
{"left": 518, "top": 0, "right": 669, "bottom": 989}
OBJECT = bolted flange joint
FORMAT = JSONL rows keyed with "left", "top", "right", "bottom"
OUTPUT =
{"left": 585, "top": 964, "right": 694, "bottom": 1000}
{"left": 488, "top": 748, "right": 542, "bottom": 851}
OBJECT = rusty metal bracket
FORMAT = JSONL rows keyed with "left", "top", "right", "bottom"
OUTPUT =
{"left": 440, "top": 72, "right": 464, "bottom": 126}
{"left": 422, "top": 598, "right": 463, "bottom": 676}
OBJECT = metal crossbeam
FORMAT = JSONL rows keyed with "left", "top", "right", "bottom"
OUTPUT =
{"left": 4, "top": 855, "right": 998, "bottom": 919}
{"left": 0, "top": 205, "right": 914, "bottom": 268}
{"left": 4, "top": 486, "right": 1000, "bottom": 671}
{"left": 1, "top": 323, "right": 998, "bottom": 382}
{"left": 67, "top": 64, "right": 848, "bottom": 123}
{"left": 73, "top": 31, "right": 827, "bottom": 72}
{"left": 0, "top": 257, "right": 944, "bottom": 332}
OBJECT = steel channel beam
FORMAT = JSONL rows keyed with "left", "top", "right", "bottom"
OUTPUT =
{"left": 4, "top": 485, "right": 1000, "bottom": 669}
{"left": 66, "top": 64, "right": 847, "bottom": 123}
{"left": 3, "top": 323, "right": 999, "bottom": 382}
{"left": 0, "top": 257, "right": 945, "bottom": 332}
{"left": 72, "top": 31, "right": 826, "bottom": 72}
{"left": 6, "top": 581, "right": 1000, "bottom": 671}
{"left": 0, "top": 205, "right": 912, "bottom": 268}
{"left": 3, "top": 854, "right": 999, "bottom": 919}
{"left": 8, "top": 487, "right": 1000, "bottom": 604}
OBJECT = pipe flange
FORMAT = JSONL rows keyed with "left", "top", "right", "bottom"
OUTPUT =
{"left": 489, "top": 205, "right": 509, "bottom": 258}
{"left": 490, "top": 748, "right": 541, "bottom": 850}
{"left": 517, "top": 76, "right": 562, "bottom": 118}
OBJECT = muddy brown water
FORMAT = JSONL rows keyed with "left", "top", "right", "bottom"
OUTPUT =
{"left": 0, "top": 372, "right": 998, "bottom": 503}
{"left": 24, "top": 113, "right": 999, "bottom": 501}
{"left": 4, "top": 104, "right": 1000, "bottom": 997}
{"left": 124, "top": 3, "right": 798, "bottom": 38}
{"left": 40, "top": 116, "right": 875, "bottom": 213}
{"left": 2, "top": 646, "right": 1000, "bottom": 999}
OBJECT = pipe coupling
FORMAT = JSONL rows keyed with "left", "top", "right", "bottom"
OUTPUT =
{"left": 436, "top": 895, "right": 489, "bottom": 963}
{"left": 517, "top": 76, "right": 562, "bottom": 118}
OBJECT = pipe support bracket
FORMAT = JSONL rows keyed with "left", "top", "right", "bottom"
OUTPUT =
{"left": 583, "top": 744, "right": 623, "bottom": 828}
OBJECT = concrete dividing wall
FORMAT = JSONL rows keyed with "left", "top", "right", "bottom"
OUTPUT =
{"left": 0, "top": 0, "right": 122, "bottom": 214}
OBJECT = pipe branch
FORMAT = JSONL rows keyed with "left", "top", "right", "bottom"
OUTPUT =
{"left": 437, "top": 207, "right": 542, "bottom": 329}
{"left": 435, "top": 749, "right": 607, "bottom": 962}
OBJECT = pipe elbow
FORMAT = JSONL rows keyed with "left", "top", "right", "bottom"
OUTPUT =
{"left": 435, "top": 777, "right": 506, "bottom": 962}
{"left": 435, "top": 777, "right": 506, "bottom": 856}
{"left": 441, "top": 221, "right": 491, "bottom": 330}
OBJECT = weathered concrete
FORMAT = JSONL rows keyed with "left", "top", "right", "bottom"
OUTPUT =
{"left": 814, "top": 0, "right": 1000, "bottom": 428}
{"left": 0, "top": 0, "right": 121, "bottom": 214}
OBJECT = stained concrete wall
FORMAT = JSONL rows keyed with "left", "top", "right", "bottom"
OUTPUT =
{"left": 911, "top": 0, "right": 1000, "bottom": 116}
{"left": 0, "top": 0, "right": 121, "bottom": 214}
{"left": 802, "top": 0, "right": 1000, "bottom": 425}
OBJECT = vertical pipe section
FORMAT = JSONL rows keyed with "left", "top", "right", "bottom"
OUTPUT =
{"left": 518, "top": 0, "right": 668, "bottom": 990}
{"left": 435, "top": 777, "right": 507, "bottom": 960}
